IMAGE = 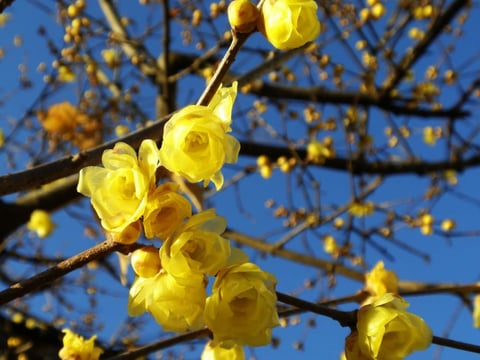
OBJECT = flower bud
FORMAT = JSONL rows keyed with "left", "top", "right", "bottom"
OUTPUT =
{"left": 259, "top": 0, "right": 320, "bottom": 50}
{"left": 131, "top": 246, "right": 162, "bottom": 278}
{"left": 228, "top": 0, "right": 259, "bottom": 33}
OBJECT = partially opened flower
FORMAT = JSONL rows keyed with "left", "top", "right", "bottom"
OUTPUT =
{"left": 356, "top": 293, "right": 432, "bottom": 359}
{"left": 128, "top": 271, "right": 206, "bottom": 333}
{"left": 259, "top": 0, "right": 320, "bottom": 50}
{"left": 58, "top": 329, "right": 103, "bottom": 360}
{"left": 364, "top": 261, "right": 399, "bottom": 299}
{"left": 27, "top": 209, "right": 56, "bottom": 238}
{"left": 201, "top": 341, "right": 246, "bottom": 360}
{"left": 143, "top": 182, "right": 192, "bottom": 240}
{"left": 77, "top": 139, "right": 159, "bottom": 233}
{"left": 159, "top": 83, "right": 240, "bottom": 190}
{"left": 205, "top": 262, "right": 279, "bottom": 347}
{"left": 160, "top": 209, "right": 231, "bottom": 284}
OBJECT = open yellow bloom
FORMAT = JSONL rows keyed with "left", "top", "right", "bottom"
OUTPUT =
{"left": 364, "top": 261, "right": 398, "bottom": 298}
{"left": 356, "top": 293, "right": 432, "bottom": 359}
{"left": 159, "top": 83, "right": 240, "bottom": 190}
{"left": 160, "top": 209, "right": 231, "bottom": 284}
{"left": 77, "top": 140, "right": 159, "bottom": 233}
{"left": 128, "top": 271, "right": 206, "bottom": 333}
{"left": 143, "top": 182, "right": 192, "bottom": 240}
{"left": 27, "top": 209, "right": 56, "bottom": 238}
{"left": 201, "top": 341, "right": 246, "bottom": 360}
{"left": 58, "top": 329, "right": 103, "bottom": 360}
{"left": 205, "top": 262, "right": 279, "bottom": 347}
{"left": 259, "top": 0, "right": 320, "bottom": 50}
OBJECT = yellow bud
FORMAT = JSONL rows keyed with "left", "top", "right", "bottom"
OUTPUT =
{"left": 441, "top": 219, "right": 456, "bottom": 232}
{"left": 67, "top": 4, "right": 79, "bottom": 18}
{"left": 131, "top": 246, "right": 162, "bottom": 278}
{"left": 257, "top": 154, "right": 271, "bottom": 167}
{"left": 110, "top": 221, "right": 142, "bottom": 244}
{"left": 260, "top": 165, "right": 273, "bottom": 179}
{"left": 370, "top": 3, "right": 386, "bottom": 19}
{"left": 228, "top": 0, "right": 259, "bottom": 33}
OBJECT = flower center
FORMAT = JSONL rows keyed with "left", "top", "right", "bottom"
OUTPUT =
{"left": 184, "top": 131, "right": 208, "bottom": 153}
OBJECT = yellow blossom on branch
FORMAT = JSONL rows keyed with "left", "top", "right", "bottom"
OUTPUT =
{"left": 159, "top": 83, "right": 240, "bottom": 190}
{"left": 58, "top": 329, "right": 103, "bottom": 360}
{"left": 160, "top": 209, "right": 232, "bottom": 284}
{"left": 259, "top": 0, "right": 320, "bottom": 50}
{"left": 348, "top": 201, "right": 375, "bottom": 217}
{"left": 77, "top": 140, "right": 159, "bottom": 234}
{"left": 201, "top": 341, "right": 246, "bottom": 360}
{"left": 364, "top": 261, "right": 399, "bottom": 299}
{"left": 27, "top": 209, "right": 56, "bottom": 238}
{"left": 205, "top": 262, "right": 279, "bottom": 347}
{"left": 355, "top": 293, "right": 432, "bottom": 359}
{"left": 228, "top": 0, "right": 259, "bottom": 33}
{"left": 131, "top": 245, "right": 162, "bottom": 278}
{"left": 128, "top": 271, "right": 206, "bottom": 333}
{"left": 143, "top": 182, "right": 192, "bottom": 240}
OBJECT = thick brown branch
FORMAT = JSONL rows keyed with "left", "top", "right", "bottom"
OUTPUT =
{"left": 0, "top": 240, "right": 138, "bottom": 306}
{"left": 0, "top": 115, "right": 169, "bottom": 196}
{"left": 247, "top": 82, "right": 469, "bottom": 118}
{"left": 0, "top": 0, "right": 14, "bottom": 14}
{"left": 239, "top": 141, "right": 480, "bottom": 176}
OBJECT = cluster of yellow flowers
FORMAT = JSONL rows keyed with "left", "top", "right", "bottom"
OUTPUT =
{"left": 37, "top": 101, "right": 103, "bottom": 150}
{"left": 68, "top": 83, "right": 278, "bottom": 358}
{"left": 344, "top": 261, "right": 432, "bottom": 359}
{"left": 228, "top": 0, "right": 321, "bottom": 50}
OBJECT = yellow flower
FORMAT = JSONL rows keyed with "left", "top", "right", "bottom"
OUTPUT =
{"left": 143, "top": 182, "right": 192, "bottom": 240}
{"left": 0, "top": 13, "right": 11, "bottom": 27}
{"left": 344, "top": 331, "right": 371, "bottom": 360}
{"left": 356, "top": 294, "right": 432, "bottom": 359}
{"left": 201, "top": 341, "right": 246, "bottom": 360}
{"left": 160, "top": 209, "right": 232, "bottom": 284}
{"left": 348, "top": 201, "right": 375, "bottom": 217}
{"left": 259, "top": 0, "right": 320, "bottom": 50}
{"left": 159, "top": 83, "right": 240, "bottom": 190}
{"left": 205, "top": 262, "right": 279, "bottom": 347}
{"left": 364, "top": 261, "right": 398, "bottom": 298}
{"left": 228, "top": 0, "right": 259, "bottom": 33}
{"left": 27, "top": 210, "right": 56, "bottom": 238}
{"left": 101, "top": 48, "right": 120, "bottom": 68}
{"left": 128, "top": 271, "right": 206, "bottom": 333}
{"left": 58, "top": 65, "right": 76, "bottom": 82}
{"left": 58, "top": 329, "right": 103, "bottom": 360}
{"left": 473, "top": 295, "right": 480, "bottom": 328}
{"left": 109, "top": 220, "right": 142, "bottom": 244}
{"left": 77, "top": 140, "right": 159, "bottom": 233}
{"left": 131, "top": 245, "right": 162, "bottom": 278}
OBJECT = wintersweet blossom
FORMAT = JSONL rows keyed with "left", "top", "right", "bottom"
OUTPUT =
{"left": 27, "top": 209, "right": 56, "bottom": 238}
{"left": 159, "top": 83, "right": 240, "bottom": 190}
{"left": 204, "top": 262, "right": 279, "bottom": 347}
{"left": 128, "top": 271, "right": 206, "bottom": 333}
{"left": 364, "top": 261, "right": 398, "bottom": 299}
{"left": 131, "top": 245, "right": 162, "bottom": 278}
{"left": 227, "top": 0, "right": 259, "bottom": 33}
{"left": 143, "top": 182, "right": 192, "bottom": 240}
{"left": 201, "top": 341, "right": 246, "bottom": 360}
{"left": 356, "top": 293, "right": 432, "bottom": 359}
{"left": 58, "top": 329, "right": 103, "bottom": 360}
{"left": 160, "top": 209, "right": 232, "bottom": 284}
{"left": 259, "top": 0, "right": 320, "bottom": 50}
{"left": 77, "top": 140, "right": 159, "bottom": 233}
